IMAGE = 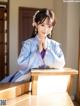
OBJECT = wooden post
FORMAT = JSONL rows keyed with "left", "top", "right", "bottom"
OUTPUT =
{"left": 76, "top": 29, "right": 80, "bottom": 103}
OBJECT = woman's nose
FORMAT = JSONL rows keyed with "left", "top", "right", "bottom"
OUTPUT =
{"left": 44, "top": 26, "right": 48, "bottom": 30}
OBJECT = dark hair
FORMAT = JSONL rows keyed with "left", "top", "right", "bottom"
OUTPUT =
{"left": 31, "top": 8, "right": 56, "bottom": 38}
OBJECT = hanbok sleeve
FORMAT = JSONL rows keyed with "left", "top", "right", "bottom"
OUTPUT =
{"left": 44, "top": 41, "right": 65, "bottom": 68}
{"left": 17, "top": 40, "right": 44, "bottom": 73}
{"left": 17, "top": 41, "right": 31, "bottom": 67}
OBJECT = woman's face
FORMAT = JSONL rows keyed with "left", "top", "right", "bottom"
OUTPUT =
{"left": 37, "top": 18, "right": 53, "bottom": 38}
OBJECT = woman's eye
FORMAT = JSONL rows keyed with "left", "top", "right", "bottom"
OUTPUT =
{"left": 48, "top": 25, "right": 52, "bottom": 28}
{"left": 48, "top": 26, "right": 50, "bottom": 28}
{"left": 41, "top": 24, "right": 45, "bottom": 26}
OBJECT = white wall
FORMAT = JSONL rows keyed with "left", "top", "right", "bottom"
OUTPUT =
{"left": 53, "top": 0, "right": 67, "bottom": 61}
{"left": 66, "top": 3, "right": 80, "bottom": 69}
{"left": 9, "top": 0, "right": 54, "bottom": 74}
{"left": 0, "top": 0, "right": 7, "bottom": 2}
{"left": 53, "top": 0, "right": 80, "bottom": 69}
{"left": 53, "top": 0, "right": 80, "bottom": 97}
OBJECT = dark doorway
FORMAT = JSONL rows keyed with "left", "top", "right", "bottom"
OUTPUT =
{"left": 18, "top": 7, "right": 39, "bottom": 54}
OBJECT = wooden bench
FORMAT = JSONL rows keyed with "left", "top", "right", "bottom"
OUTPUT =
{"left": 0, "top": 81, "right": 31, "bottom": 100}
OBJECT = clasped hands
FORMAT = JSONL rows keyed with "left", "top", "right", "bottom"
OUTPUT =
{"left": 38, "top": 36, "right": 46, "bottom": 52}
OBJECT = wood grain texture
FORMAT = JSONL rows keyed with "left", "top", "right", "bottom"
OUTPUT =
{"left": 0, "top": 82, "right": 31, "bottom": 100}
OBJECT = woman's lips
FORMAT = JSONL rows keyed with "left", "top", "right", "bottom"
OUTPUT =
{"left": 42, "top": 32, "right": 46, "bottom": 35}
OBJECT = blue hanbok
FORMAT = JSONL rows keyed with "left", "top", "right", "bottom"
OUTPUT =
{"left": 1, "top": 35, "right": 65, "bottom": 83}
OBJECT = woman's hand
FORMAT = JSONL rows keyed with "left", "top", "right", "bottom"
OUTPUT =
{"left": 38, "top": 36, "right": 46, "bottom": 52}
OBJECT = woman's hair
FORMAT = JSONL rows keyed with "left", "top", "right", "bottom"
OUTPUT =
{"left": 31, "top": 8, "right": 56, "bottom": 38}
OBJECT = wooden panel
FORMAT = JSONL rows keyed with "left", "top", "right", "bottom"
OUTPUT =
{"left": 0, "top": 21, "right": 4, "bottom": 33}
{"left": 0, "top": 7, "right": 5, "bottom": 80}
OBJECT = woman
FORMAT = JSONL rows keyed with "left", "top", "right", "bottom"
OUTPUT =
{"left": 1, "top": 8, "right": 65, "bottom": 83}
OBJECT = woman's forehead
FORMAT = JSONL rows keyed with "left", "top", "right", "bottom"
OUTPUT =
{"left": 42, "top": 18, "right": 53, "bottom": 25}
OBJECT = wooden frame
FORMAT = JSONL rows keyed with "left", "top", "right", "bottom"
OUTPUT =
{"left": 76, "top": 29, "right": 80, "bottom": 103}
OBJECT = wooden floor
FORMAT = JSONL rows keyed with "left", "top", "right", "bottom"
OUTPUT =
{"left": 6, "top": 92, "right": 74, "bottom": 106}
{"left": 5, "top": 95, "right": 80, "bottom": 106}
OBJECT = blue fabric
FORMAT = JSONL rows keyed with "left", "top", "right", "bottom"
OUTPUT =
{"left": 1, "top": 35, "right": 65, "bottom": 83}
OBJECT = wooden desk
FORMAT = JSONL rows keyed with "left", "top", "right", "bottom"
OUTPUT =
{"left": 31, "top": 68, "right": 78, "bottom": 95}
{"left": 6, "top": 92, "right": 74, "bottom": 106}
